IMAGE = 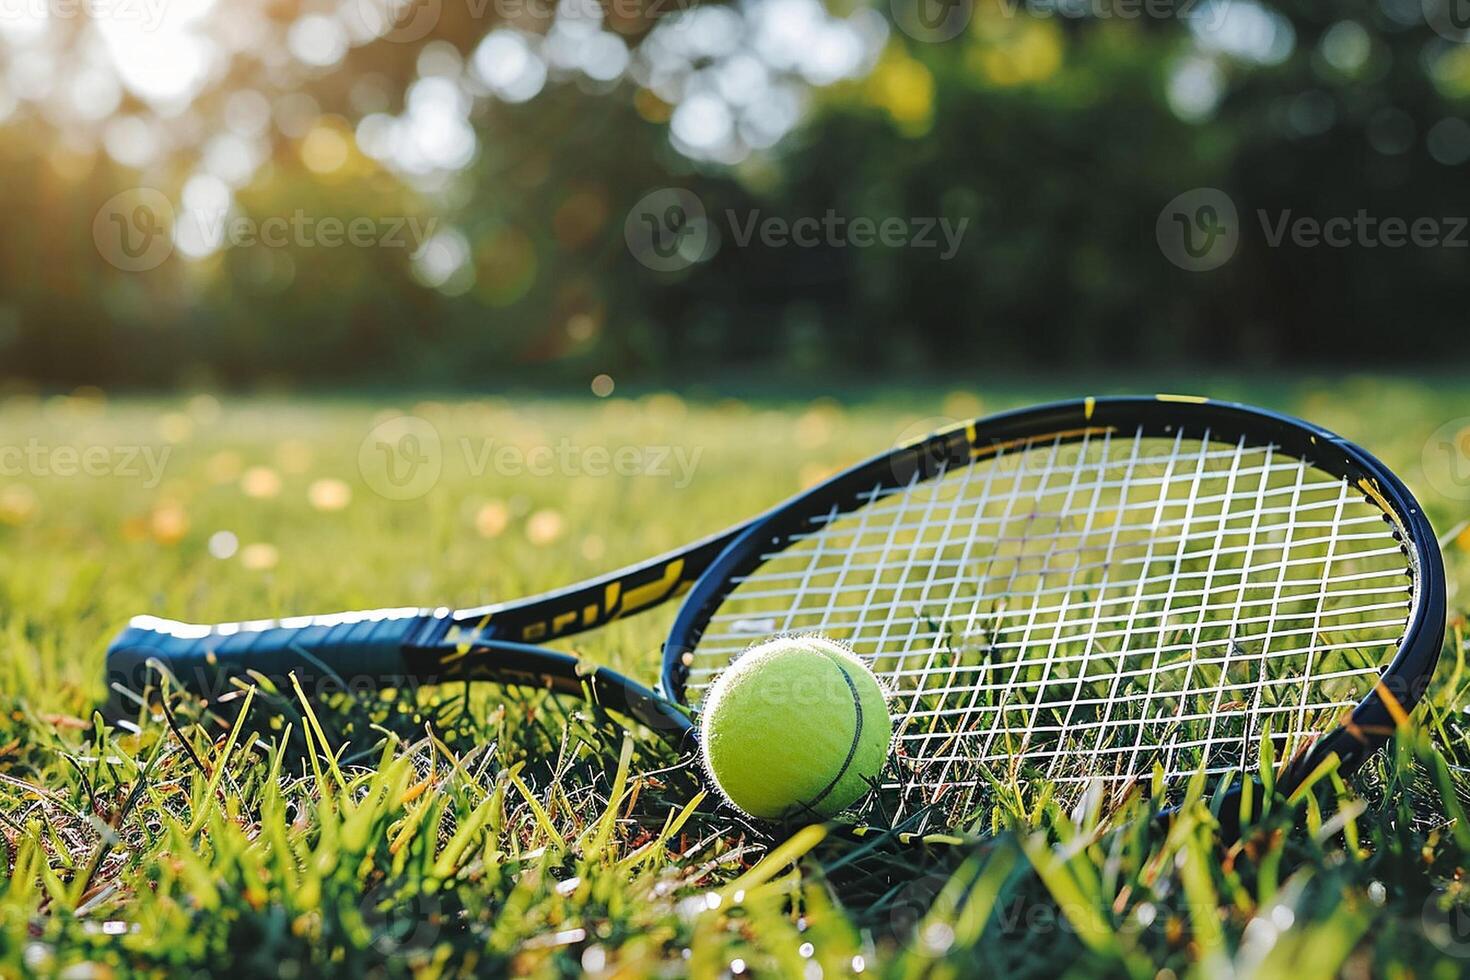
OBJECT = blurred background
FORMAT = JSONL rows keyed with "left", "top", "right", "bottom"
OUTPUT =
{"left": 4, "top": 0, "right": 1470, "bottom": 389}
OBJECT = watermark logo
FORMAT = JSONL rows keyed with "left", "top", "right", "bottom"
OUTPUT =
{"left": 625, "top": 188, "right": 712, "bottom": 272}
{"left": 358, "top": 879, "right": 447, "bottom": 956}
{"left": 890, "top": 415, "right": 965, "bottom": 483}
{"left": 891, "top": 0, "right": 973, "bottom": 42}
{"left": 1424, "top": 0, "right": 1470, "bottom": 42}
{"left": 887, "top": 872, "right": 950, "bottom": 938}
{"left": 347, "top": 0, "right": 443, "bottom": 43}
{"left": 1423, "top": 889, "right": 1470, "bottom": 956}
{"left": 1156, "top": 187, "right": 1239, "bottom": 271}
{"left": 359, "top": 415, "right": 444, "bottom": 501}
{"left": 1422, "top": 418, "right": 1470, "bottom": 501}
{"left": 94, "top": 187, "right": 175, "bottom": 272}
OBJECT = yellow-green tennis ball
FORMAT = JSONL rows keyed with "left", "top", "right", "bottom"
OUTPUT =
{"left": 699, "top": 636, "right": 892, "bottom": 821}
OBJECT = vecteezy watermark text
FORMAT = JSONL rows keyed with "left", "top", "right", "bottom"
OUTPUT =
{"left": 93, "top": 187, "right": 440, "bottom": 273}
{"left": 352, "top": 0, "right": 698, "bottom": 44}
{"left": 1259, "top": 210, "right": 1469, "bottom": 249}
{"left": 0, "top": 440, "right": 170, "bottom": 487}
{"left": 183, "top": 210, "right": 439, "bottom": 252}
{"left": 358, "top": 416, "right": 704, "bottom": 501}
{"left": 0, "top": 0, "right": 169, "bottom": 30}
{"left": 726, "top": 210, "right": 969, "bottom": 259}
{"left": 625, "top": 188, "right": 971, "bottom": 272}
{"left": 891, "top": 0, "right": 1223, "bottom": 44}
{"left": 460, "top": 438, "right": 702, "bottom": 485}
{"left": 995, "top": 0, "right": 1222, "bottom": 25}
{"left": 1157, "top": 187, "right": 1470, "bottom": 271}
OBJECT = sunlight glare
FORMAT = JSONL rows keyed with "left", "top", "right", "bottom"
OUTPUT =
{"left": 98, "top": 0, "right": 219, "bottom": 108}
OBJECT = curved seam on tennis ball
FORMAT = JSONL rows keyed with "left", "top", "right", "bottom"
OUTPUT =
{"left": 800, "top": 648, "right": 866, "bottom": 814}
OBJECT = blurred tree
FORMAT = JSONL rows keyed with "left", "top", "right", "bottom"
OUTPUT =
{"left": 0, "top": 0, "right": 1466, "bottom": 387}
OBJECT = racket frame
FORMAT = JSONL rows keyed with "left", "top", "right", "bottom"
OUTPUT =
{"left": 110, "top": 395, "right": 1445, "bottom": 805}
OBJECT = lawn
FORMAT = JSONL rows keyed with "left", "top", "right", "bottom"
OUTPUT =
{"left": 1, "top": 376, "right": 1468, "bottom": 978}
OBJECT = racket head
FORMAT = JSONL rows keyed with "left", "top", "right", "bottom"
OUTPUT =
{"left": 662, "top": 396, "right": 1446, "bottom": 824}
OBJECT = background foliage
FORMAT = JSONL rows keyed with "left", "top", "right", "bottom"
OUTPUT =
{"left": 2, "top": 0, "right": 1469, "bottom": 386}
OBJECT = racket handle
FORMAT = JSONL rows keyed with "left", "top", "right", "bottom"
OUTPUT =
{"left": 105, "top": 608, "right": 446, "bottom": 701}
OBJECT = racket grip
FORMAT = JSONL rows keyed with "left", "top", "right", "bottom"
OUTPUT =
{"left": 105, "top": 608, "right": 446, "bottom": 701}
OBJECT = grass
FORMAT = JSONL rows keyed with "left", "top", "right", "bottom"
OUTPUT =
{"left": 1, "top": 375, "right": 1468, "bottom": 978}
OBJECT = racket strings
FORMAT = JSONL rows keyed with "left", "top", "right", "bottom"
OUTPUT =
{"left": 686, "top": 426, "right": 1414, "bottom": 815}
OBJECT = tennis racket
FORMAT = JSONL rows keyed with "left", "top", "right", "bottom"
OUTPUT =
{"left": 107, "top": 396, "right": 1446, "bottom": 829}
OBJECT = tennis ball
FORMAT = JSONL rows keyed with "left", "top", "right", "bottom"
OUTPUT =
{"left": 699, "top": 636, "right": 892, "bottom": 821}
